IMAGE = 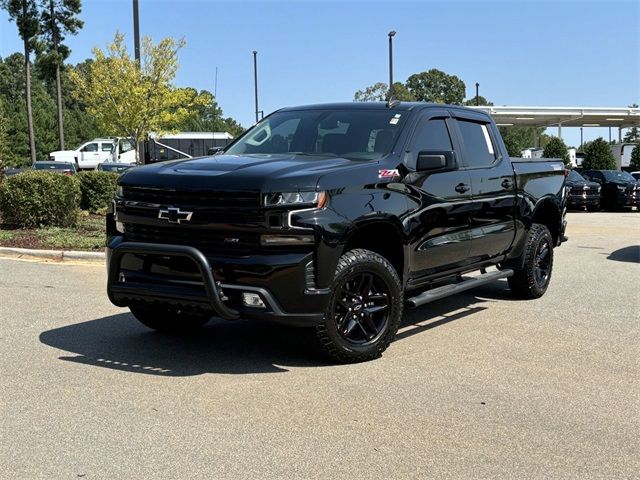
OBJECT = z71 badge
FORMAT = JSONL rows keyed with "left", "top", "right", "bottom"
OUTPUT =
{"left": 378, "top": 169, "right": 400, "bottom": 179}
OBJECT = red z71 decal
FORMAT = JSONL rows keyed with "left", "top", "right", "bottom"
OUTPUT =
{"left": 378, "top": 169, "right": 399, "bottom": 179}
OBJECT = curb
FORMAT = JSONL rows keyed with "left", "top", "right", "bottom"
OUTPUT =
{"left": 0, "top": 246, "right": 105, "bottom": 263}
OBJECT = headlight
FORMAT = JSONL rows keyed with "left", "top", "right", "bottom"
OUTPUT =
{"left": 264, "top": 191, "right": 326, "bottom": 207}
{"left": 116, "top": 185, "right": 124, "bottom": 197}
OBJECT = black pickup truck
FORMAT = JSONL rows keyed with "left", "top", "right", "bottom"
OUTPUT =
{"left": 106, "top": 102, "right": 567, "bottom": 363}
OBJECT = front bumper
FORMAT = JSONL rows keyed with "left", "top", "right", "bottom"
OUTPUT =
{"left": 106, "top": 237, "right": 328, "bottom": 326}
{"left": 567, "top": 193, "right": 600, "bottom": 208}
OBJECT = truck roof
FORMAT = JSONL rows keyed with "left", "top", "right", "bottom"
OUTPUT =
{"left": 277, "top": 101, "right": 483, "bottom": 115}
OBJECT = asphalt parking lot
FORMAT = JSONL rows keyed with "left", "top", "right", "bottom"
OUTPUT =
{"left": 1, "top": 212, "right": 638, "bottom": 479}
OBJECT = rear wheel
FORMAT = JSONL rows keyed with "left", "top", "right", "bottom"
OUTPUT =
{"left": 508, "top": 224, "right": 554, "bottom": 299}
{"left": 315, "top": 249, "right": 403, "bottom": 363}
{"left": 129, "top": 305, "right": 211, "bottom": 333}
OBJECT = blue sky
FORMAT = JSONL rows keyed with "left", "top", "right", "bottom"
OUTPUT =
{"left": 1, "top": 0, "right": 639, "bottom": 147}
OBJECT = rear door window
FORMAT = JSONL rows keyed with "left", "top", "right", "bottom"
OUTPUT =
{"left": 457, "top": 120, "right": 497, "bottom": 168}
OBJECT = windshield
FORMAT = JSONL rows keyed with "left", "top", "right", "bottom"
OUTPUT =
{"left": 568, "top": 170, "right": 585, "bottom": 182}
{"left": 602, "top": 170, "right": 636, "bottom": 182}
{"left": 226, "top": 109, "right": 408, "bottom": 160}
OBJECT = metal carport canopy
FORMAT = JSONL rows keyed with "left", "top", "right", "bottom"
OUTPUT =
{"left": 467, "top": 106, "right": 640, "bottom": 128}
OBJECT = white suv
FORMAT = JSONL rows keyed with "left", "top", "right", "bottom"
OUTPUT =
{"left": 50, "top": 138, "right": 136, "bottom": 170}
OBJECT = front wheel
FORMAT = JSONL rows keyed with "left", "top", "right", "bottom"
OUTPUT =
{"left": 508, "top": 224, "right": 554, "bottom": 299}
{"left": 129, "top": 305, "right": 211, "bottom": 333}
{"left": 315, "top": 249, "right": 404, "bottom": 363}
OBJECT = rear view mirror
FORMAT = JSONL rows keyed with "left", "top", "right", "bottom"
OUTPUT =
{"left": 417, "top": 150, "right": 457, "bottom": 172}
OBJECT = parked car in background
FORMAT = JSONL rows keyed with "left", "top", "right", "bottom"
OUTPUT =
{"left": 609, "top": 143, "right": 638, "bottom": 170}
{"left": 630, "top": 171, "right": 640, "bottom": 181}
{"left": 97, "top": 162, "right": 134, "bottom": 173}
{"left": 582, "top": 170, "right": 639, "bottom": 210}
{"left": 1, "top": 167, "right": 25, "bottom": 177}
{"left": 566, "top": 170, "right": 601, "bottom": 211}
{"left": 49, "top": 137, "right": 137, "bottom": 170}
{"left": 33, "top": 161, "right": 77, "bottom": 175}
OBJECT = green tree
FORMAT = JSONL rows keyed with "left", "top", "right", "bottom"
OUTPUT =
{"left": 405, "top": 68, "right": 465, "bottom": 104}
{"left": 1, "top": 0, "right": 40, "bottom": 164}
{"left": 0, "top": 98, "right": 8, "bottom": 168}
{"left": 582, "top": 137, "right": 617, "bottom": 170}
{"left": 463, "top": 95, "right": 493, "bottom": 106}
{"left": 623, "top": 104, "right": 639, "bottom": 143}
{"left": 174, "top": 89, "right": 245, "bottom": 137}
{"left": 630, "top": 145, "right": 640, "bottom": 171}
{"left": 0, "top": 53, "right": 59, "bottom": 166}
{"left": 37, "top": 0, "right": 83, "bottom": 150}
{"left": 354, "top": 81, "right": 415, "bottom": 102}
{"left": 499, "top": 125, "right": 549, "bottom": 157}
{"left": 543, "top": 136, "right": 570, "bottom": 165}
{"left": 70, "top": 32, "right": 207, "bottom": 162}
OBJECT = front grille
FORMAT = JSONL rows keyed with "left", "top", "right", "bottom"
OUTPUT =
{"left": 124, "top": 223, "right": 259, "bottom": 255}
{"left": 121, "top": 186, "right": 260, "bottom": 208}
{"left": 570, "top": 186, "right": 599, "bottom": 195}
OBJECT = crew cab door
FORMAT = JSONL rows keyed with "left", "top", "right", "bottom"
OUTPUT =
{"left": 450, "top": 112, "right": 516, "bottom": 262}
{"left": 402, "top": 110, "right": 474, "bottom": 277}
{"left": 78, "top": 142, "right": 100, "bottom": 168}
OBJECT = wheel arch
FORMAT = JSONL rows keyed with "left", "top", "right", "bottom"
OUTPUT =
{"left": 341, "top": 218, "right": 407, "bottom": 284}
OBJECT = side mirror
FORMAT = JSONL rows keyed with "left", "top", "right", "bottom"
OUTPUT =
{"left": 416, "top": 150, "right": 457, "bottom": 172}
{"left": 207, "top": 147, "right": 224, "bottom": 155}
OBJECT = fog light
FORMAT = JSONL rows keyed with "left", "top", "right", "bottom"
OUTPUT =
{"left": 242, "top": 292, "right": 266, "bottom": 308}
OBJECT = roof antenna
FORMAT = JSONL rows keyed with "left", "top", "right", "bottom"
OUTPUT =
{"left": 386, "top": 96, "right": 400, "bottom": 108}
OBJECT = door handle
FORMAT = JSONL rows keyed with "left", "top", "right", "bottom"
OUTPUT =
{"left": 455, "top": 183, "right": 470, "bottom": 193}
{"left": 501, "top": 179, "right": 513, "bottom": 189}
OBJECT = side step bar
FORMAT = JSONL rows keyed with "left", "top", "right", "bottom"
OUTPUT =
{"left": 406, "top": 269, "right": 514, "bottom": 308}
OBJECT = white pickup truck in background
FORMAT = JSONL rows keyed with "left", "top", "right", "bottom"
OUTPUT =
{"left": 49, "top": 137, "right": 136, "bottom": 170}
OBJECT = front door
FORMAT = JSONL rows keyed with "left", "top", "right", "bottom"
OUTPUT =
{"left": 79, "top": 142, "right": 100, "bottom": 168}
{"left": 403, "top": 111, "right": 475, "bottom": 279}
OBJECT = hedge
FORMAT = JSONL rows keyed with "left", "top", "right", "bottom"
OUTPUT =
{"left": 79, "top": 171, "right": 119, "bottom": 213}
{"left": 0, "top": 170, "right": 80, "bottom": 227}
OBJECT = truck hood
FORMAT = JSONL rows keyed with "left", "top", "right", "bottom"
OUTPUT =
{"left": 119, "top": 153, "right": 365, "bottom": 191}
{"left": 50, "top": 150, "right": 78, "bottom": 156}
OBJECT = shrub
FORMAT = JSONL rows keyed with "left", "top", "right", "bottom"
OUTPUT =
{"left": 79, "top": 171, "right": 119, "bottom": 213}
{"left": 582, "top": 137, "right": 617, "bottom": 170}
{"left": 543, "top": 137, "right": 570, "bottom": 165}
{"left": 0, "top": 171, "right": 80, "bottom": 227}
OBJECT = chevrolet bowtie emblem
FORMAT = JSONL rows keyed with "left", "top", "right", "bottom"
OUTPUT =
{"left": 158, "top": 207, "right": 193, "bottom": 224}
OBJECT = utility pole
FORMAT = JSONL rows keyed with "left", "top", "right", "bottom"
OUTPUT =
{"left": 580, "top": 127, "right": 583, "bottom": 148}
{"left": 133, "top": 0, "right": 143, "bottom": 163}
{"left": 133, "top": 0, "right": 141, "bottom": 64}
{"left": 388, "top": 31, "right": 396, "bottom": 98}
{"left": 214, "top": 66, "right": 218, "bottom": 98}
{"left": 253, "top": 50, "right": 259, "bottom": 123}
{"left": 475, "top": 82, "right": 480, "bottom": 106}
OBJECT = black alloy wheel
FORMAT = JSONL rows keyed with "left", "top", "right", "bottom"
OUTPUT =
{"left": 334, "top": 272, "right": 391, "bottom": 345}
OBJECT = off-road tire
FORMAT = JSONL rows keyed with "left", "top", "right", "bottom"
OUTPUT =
{"left": 315, "top": 249, "right": 403, "bottom": 363}
{"left": 508, "top": 223, "right": 554, "bottom": 299}
{"left": 129, "top": 305, "right": 211, "bottom": 333}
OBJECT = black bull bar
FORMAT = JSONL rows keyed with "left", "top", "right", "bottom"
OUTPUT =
{"left": 107, "top": 242, "right": 240, "bottom": 320}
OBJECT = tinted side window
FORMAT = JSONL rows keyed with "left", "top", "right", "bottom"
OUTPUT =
{"left": 457, "top": 120, "right": 496, "bottom": 168}
{"left": 412, "top": 118, "right": 453, "bottom": 153}
{"left": 101, "top": 143, "right": 114, "bottom": 152}
{"left": 82, "top": 143, "right": 98, "bottom": 152}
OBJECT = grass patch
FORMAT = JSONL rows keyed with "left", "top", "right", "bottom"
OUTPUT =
{"left": 0, "top": 229, "right": 15, "bottom": 241}
{"left": 0, "top": 214, "right": 105, "bottom": 251}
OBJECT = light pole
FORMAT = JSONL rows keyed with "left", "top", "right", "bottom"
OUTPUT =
{"left": 580, "top": 127, "right": 583, "bottom": 147}
{"left": 388, "top": 31, "right": 396, "bottom": 98}
{"left": 133, "top": 0, "right": 140, "bottom": 64}
{"left": 475, "top": 82, "right": 480, "bottom": 106}
{"left": 253, "top": 50, "right": 259, "bottom": 123}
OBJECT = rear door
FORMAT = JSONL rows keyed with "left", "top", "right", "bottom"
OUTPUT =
{"left": 451, "top": 112, "right": 516, "bottom": 263}
{"left": 403, "top": 109, "right": 475, "bottom": 278}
